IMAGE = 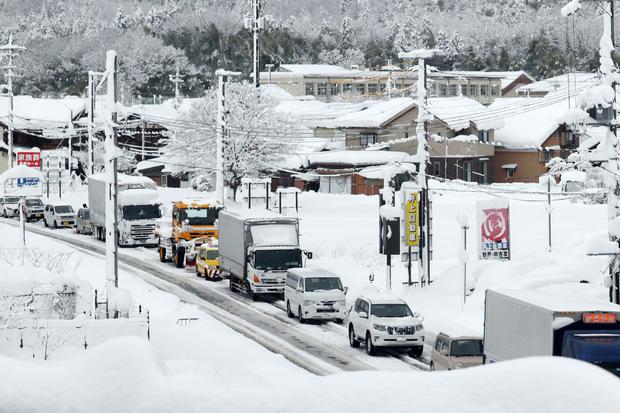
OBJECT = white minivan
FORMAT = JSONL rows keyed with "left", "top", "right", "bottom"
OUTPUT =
{"left": 285, "top": 268, "right": 347, "bottom": 323}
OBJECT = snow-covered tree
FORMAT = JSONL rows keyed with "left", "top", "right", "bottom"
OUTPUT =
{"left": 161, "top": 83, "right": 300, "bottom": 197}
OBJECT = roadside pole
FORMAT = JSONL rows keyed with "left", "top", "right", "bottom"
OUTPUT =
{"left": 0, "top": 34, "right": 26, "bottom": 169}
{"left": 547, "top": 176, "right": 552, "bottom": 252}
{"left": 104, "top": 50, "right": 119, "bottom": 290}
{"left": 457, "top": 214, "right": 469, "bottom": 310}
{"left": 215, "top": 70, "right": 241, "bottom": 205}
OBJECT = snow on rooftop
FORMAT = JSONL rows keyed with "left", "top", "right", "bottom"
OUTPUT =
{"left": 450, "top": 71, "right": 535, "bottom": 90}
{"left": 307, "top": 150, "right": 409, "bottom": 167}
{"left": 493, "top": 289, "right": 620, "bottom": 313}
{"left": 517, "top": 72, "right": 599, "bottom": 95}
{"left": 490, "top": 94, "right": 574, "bottom": 149}
{"left": 329, "top": 97, "right": 415, "bottom": 128}
{"left": 89, "top": 173, "right": 156, "bottom": 187}
{"left": 0, "top": 96, "right": 84, "bottom": 130}
{"left": 278, "top": 64, "right": 351, "bottom": 76}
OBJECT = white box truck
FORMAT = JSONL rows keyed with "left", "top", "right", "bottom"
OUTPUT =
{"left": 219, "top": 209, "right": 311, "bottom": 300}
{"left": 88, "top": 173, "right": 161, "bottom": 247}
{"left": 484, "top": 289, "right": 620, "bottom": 377}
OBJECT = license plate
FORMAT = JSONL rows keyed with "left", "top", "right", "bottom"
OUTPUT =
{"left": 397, "top": 337, "right": 406, "bottom": 342}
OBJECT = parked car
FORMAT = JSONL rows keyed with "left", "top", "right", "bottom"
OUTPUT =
{"left": 75, "top": 208, "right": 91, "bottom": 234}
{"left": 347, "top": 294, "right": 425, "bottom": 357}
{"left": 430, "top": 332, "right": 484, "bottom": 371}
{"left": 24, "top": 197, "right": 44, "bottom": 221}
{"left": 1, "top": 195, "right": 21, "bottom": 218}
{"left": 285, "top": 268, "right": 347, "bottom": 323}
{"left": 43, "top": 203, "right": 75, "bottom": 228}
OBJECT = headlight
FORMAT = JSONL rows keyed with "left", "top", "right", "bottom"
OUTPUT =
{"left": 373, "top": 324, "right": 387, "bottom": 331}
{"left": 415, "top": 324, "right": 424, "bottom": 331}
{"left": 454, "top": 362, "right": 464, "bottom": 369}
{"left": 303, "top": 300, "right": 314, "bottom": 306}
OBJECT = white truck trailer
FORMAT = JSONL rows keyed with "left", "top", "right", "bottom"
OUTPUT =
{"left": 484, "top": 289, "right": 620, "bottom": 377}
{"left": 88, "top": 173, "right": 161, "bottom": 247}
{"left": 219, "top": 209, "right": 311, "bottom": 300}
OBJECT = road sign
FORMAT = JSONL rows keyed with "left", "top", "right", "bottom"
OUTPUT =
{"left": 405, "top": 192, "right": 420, "bottom": 247}
{"left": 16, "top": 151, "right": 41, "bottom": 187}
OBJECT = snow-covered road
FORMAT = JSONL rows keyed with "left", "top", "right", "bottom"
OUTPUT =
{"left": 1, "top": 217, "right": 428, "bottom": 374}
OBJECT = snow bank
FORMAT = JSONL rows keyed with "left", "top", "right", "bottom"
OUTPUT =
{"left": 0, "top": 343, "right": 618, "bottom": 413}
{"left": 561, "top": 0, "right": 582, "bottom": 17}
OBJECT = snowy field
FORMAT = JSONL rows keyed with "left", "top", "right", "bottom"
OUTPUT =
{"left": 1, "top": 181, "right": 618, "bottom": 411}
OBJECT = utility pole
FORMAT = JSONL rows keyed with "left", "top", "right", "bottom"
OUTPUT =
{"left": 169, "top": 68, "right": 184, "bottom": 108}
{"left": 215, "top": 69, "right": 241, "bottom": 205}
{"left": 0, "top": 34, "right": 25, "bottom": 169}
{"left": 104, "top": 50, "right": 119, "bottom": 290}
{"left": 547, "top": 176, "right": 553, "bottom": 252}
{"left": 244, "top": 0, "right": 264, "bottom": 88}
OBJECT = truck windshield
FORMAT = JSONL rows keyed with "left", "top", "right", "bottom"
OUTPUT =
{"left": 26, "top": 199, "right": 43, "bottom": 206}
{"left": 450, "top": 339, "right": 484, "bottom": 357}
{"left": 180, "top": 208, "right": 219, "bottom": 225}
{"left": 254, "top": 249, "right": 302, "bottom": 271}
{"left": 206, "top": 250, "right": 219, "bottom": 260}
{"left": 371, "top": 304, "right": 413, "bottom": 318}
{"left": 122, "top": 205, "right": 161, "bottom": 220}
{"left": 54, "top": 206, "right": 74, "bottom": 214}
{"left": 305, "top": 277, "right": 343, "bottom": 292}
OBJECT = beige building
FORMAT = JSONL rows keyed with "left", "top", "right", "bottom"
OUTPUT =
{"left": 260, "top": 64, "right": 505, "bottom": 106}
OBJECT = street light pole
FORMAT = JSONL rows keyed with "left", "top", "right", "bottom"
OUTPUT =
{"left": 215, "top": 69, "right": 241, "bottom": 205}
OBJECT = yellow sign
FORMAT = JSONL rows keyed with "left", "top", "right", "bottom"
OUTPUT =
{"left": 405, "top": 193, "right": 420, "bottom": 247}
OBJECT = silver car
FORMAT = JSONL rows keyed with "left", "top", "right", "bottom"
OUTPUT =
{"left": 430, "top": 333, "right": 484, "bottom": 371}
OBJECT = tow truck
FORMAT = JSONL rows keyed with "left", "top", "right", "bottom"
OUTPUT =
{"left": 157, "top": 198, "right": 221, "bottom": 268}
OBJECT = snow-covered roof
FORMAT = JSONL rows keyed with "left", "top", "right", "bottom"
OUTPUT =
{"left": 490, "top": 94, "right": 573, "bottom": 149}
{"left": 0, "top": 96, "right": 84, "bottom": 130}
{"left": 450, "top": 71, "right": 535, "bottom": 90}
{"left": 326, "top": 96, "right": 495, "bottom": 130}
{"left": 579, "top": 126, "right": 609, "bottom": 151}
{"left": 117, "top": 189, "right": 160, "bottom": 206}
{"left": 493, "top": 289, "right": 620, "bottom": 313}
{"left": 307, "top": 150, "right": 410, "bottom": 167}
{"left": 89, "top": 173, "right": 156, "bottom": 187}
{"left": 278, "top": 64, "right": 351, "bottom": 76}
{"left": 287, "top": 267, "right": 341, "bottom": 278}
{"left": 328, "top": 98, "right": 415, "bottom": 128}
{"left": 517, "top": 72, "right": 599, "bottom": 95}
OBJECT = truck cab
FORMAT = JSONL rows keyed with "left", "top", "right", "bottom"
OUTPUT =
{"left": 562, "top": 330, "right": 620, "bottom": 376}
{"left": 159, "top": 199, "right": 222, "bottom": 268}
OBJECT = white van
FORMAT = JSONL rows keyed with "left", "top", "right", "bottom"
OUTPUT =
{"left": 285, "top": 268, "right": 347, "bottom": 323}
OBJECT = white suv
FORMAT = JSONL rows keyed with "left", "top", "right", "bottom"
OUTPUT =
{"left": 347, "top": 295, "right": 425, "bottom": 357}
{"left": 1, "top": 196, "right": 21, "bottom": 217}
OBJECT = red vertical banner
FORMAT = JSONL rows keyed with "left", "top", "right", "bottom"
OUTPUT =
{"left": 478, "top": 200, "right": 511, "bottom": 260}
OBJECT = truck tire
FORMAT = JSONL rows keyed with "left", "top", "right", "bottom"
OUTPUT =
{"left": 286, "top": 301, "right": 294, "bottom": 318}
{"left": 159, "top": 247, "right": 167, "bottom": 263}
{"left": 44, "top": 218, "right": 49, "bottom": 228}
{"left": 365, "top": 332, "right": 377, "bottom": 356}
{"left": 297, "top": 306, "right": 305, "bottom": 323}
{"left": 349, "top": 325, "right": 360, "bottom": 348}
{"left": 174, "top": 246, "right": 185, "bottom": 268}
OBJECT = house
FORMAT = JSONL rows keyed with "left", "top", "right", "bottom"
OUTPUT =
{"left": 516, "top": 73, "right": 599, "bottom": 97}
{"left": 260, "top": 64, "right": 505, "bottom": 105}
{"left": 490, "top": 94, "right": 581, "bottom": 183}
{"left": 302, "top": 150, "right": 414, "bottom": 195}
{"left": 319, "top": 96, "right": 499, "bottom": 184}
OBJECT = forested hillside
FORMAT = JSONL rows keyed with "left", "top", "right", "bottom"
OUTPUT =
{"left": 0, "top": 0, "right": 608, "bottom": 98}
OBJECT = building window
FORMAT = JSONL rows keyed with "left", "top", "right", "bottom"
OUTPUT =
{"left": 329, "top": 83, "right": 339, "bottom": 95}
{"left": 433, "top": 161, "right": 441, "bottom": 176}
{"left": 427, "top": 83, "right": 436, "bottom": 96}
{"left": 368, "top": 83, "right": 378, "bottom": 94}
{"left": 478, "top": 130, "right": 489, "bottom": 143}
{"left": 342, "top": 83, "right": 352, "bottom": 93}
{"left": 380, "top": 83, "right": 387, "bottom": 92}
{"left": 480, "top": 85, "right": 488, "bottom": 96}
{"left": 461, "top": 84, "right": 467, "bottom": 96}
{"left": 317, "top": 83, "right": 327, "bottom": 96}
{"left": 491, "top": 84, "right": 499, "bottom": 96}
{"left": 464, "top": 161, "right": 473, "bottom": 182}
{"left": 439, "top": 84, "right": 447, "bottom": 96}
{"left": 359, "top": 132, "right": 377, "bottom": 147}
{"left": 305, "top": 83, "right": 315, "bottom": 96}
{"left": 469, "top": 84, "right": 477, "bottom": 96}
{"left": 542, "top": 149, "right": 553, "bottom": 161}
{"left": 355, "top": 83, "right": 365, "bottom": 94}
{"left": 506, "top": 167, "right": 515, "bottom": 179}
{"left": 448, "top": 84, "right": 458, "bottom": 96}
{"left": 560, "top": 130, "right": 576, "bottom": 147}
{"left": 480, "top": 160, "right": 489, "bottom": 184}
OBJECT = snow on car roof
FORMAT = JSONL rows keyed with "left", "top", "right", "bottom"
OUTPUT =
{"left": 117, "top": 189, "right": 160, "bottom": 206}
{"left": 288, "top": 268, "right": 340, "bottom": 278}
{"left": 89, "top": 173, "right": 156, "bottom": 186}
{"left": 222, "top": 208, "right": 295, "bottom": 221}
{"left": 491, "top": 289, "right": 620, "bottom": 313}
{"left": 359, "top": 293, "right": 407, "bottom": 304}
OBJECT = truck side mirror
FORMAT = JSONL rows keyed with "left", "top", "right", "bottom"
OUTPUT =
{"left": 305, "top": 251, "right": 313, "bottom": 259}
{"left": 344, "top": 286, "right": 349, "bottom": 295}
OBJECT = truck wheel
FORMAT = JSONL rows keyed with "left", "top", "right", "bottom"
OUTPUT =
{"left": 286, "top": 301, "right": 294, "bottom": 318}
{"left": 53, "top": 220, "right": 58, "bottom": 229}
{"left": 408, "top": 346, "right": 423, "bottom": 358}
{"left": 196, "top": 265, "right": 201, "bottom": 277}
{"left": 174, "top": 247, "right": 185, "bottom": 268}
{"left": 44, "top": 218, "right": 49, "bottom": 228}
{"left": 430, "top": 362, "right": 435, "bottom": 371}
{"left": 159, "top": 247, "right": 167, "bottom": 263}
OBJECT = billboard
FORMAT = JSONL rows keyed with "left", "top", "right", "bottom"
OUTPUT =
{"left": 16, "top": 151, "right": 41, "bottom": 187}
{"left": 478, "top": 199, "right": 511, "bottom": 260}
